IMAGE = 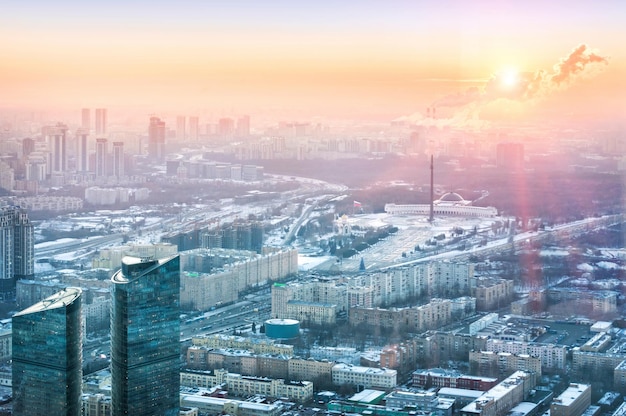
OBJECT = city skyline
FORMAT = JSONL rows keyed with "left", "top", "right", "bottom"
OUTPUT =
{"left": 1, "top": 1, "right": 624, "bottom": 126}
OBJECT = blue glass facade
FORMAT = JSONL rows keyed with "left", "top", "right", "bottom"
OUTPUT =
{"left": 12, "top": 287, "right": 83, "bottom": 416}
{"left": 111, "top": 255, "right": 180, "bottom": 416}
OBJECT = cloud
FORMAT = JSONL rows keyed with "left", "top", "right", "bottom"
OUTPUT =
{"left": 550, "top": 44, "right": 608, "bottom": 85}
{"left": 434, "top": 44, "right": 609, "bottom": 109}
{"left": 398, "top": 44, "right": 609, "bottom": 129}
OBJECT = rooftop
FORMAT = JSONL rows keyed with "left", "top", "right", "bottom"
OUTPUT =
{"left": 552, "top": 384, "right": 590, "bottom": 407}
{"left": 14, "top": 287, "right": 81, "bottom": 316}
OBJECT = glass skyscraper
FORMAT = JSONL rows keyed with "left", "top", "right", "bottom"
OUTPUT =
{"left": 12, "top": 287, "right": 83, "bottom": 416}
{"left": 111, "top": 255, "right": 180, "bottom": 416}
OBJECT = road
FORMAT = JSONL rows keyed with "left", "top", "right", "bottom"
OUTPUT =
{"left": 35, "top": 233, "right": 125, "bottom": 261}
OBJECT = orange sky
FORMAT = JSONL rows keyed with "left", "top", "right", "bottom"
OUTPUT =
{"left": 1, "top": 1, "right": 625, "bottom": 125}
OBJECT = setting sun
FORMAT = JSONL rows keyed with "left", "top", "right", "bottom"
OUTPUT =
{"left": 500, "top": 68, "right": 520, "bottom": 89}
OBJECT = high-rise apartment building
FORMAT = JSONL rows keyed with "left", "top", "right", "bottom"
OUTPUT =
{"left": 12, "top": 287, "right": 83, "bottom": 416}
{"left": 49, "top": 123, "right": 69, "bottom": 174}
{"left": 95, "top": 108, "right": 107, "bottom": 135}
{"left": 81, "top": 108, "right": 90, "bottom": 131}
{"left": 0, "top": 206, "right": 34, "bottom": 300}
{"left": 189, "top": 116, "right": 199, "bottom": 141}
{"left": 217, "top": 118, "right": 234, "bottom": 137}
{"left": 12, "top": 208, "right": 34, "bottom": 282}
{"left": 176, "top": 115, "right": 186, "bottom": 141}
{"left": 22, "top": 137, "right": 35, "bottom": 158}
{"left": 75, "top": 129, "right": 89, "bottom": 172}
{"left": 111, "top": 255, "right": 180, "bottom": 416}
{"left": 236, "top": 115, "right": 250, "bottom": 137}
{"left": 112, "top": 141, "right": 124, "bottom": 179}
{"left": 148, "top": 116, "right": 166, "bottom": 161}
{"left": 95, "top": 138, "right": 107, "bottom": 178}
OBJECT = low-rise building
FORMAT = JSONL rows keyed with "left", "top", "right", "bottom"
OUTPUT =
{"left": 350, "top": 297, "right": 475, "bottom": 334}
{"left": 180, "top": 392, "right": 283, "bottom": 416}
{"left": 438, "top": 387, "right": 485, "bottom": 410}
{"left": 485, "top": 339, "right": 567, "bottom": 370}
{"left": 572, "top": 349, "right": 626, "bottom": 381}
{"left": 460, "top": 371, "right": 535, "bottom": 416}
{"left": 580, "top": 332, "right": 611, "bottom": 353}
{"left": 287, "top": 358, "right": 335, "bottom": 385}
{"left": 332, "top": 363, "right": 397, "bottom": 390}
{"left": 550, "top": 384, "right": 591, "bottom": 416}
{"left": 469, "top": 351, "right": 542, "bottom": 379}
{"left": 286, "top": 300, "right": 337, "bottom": 326}
{"left": 191, "top": 334, "right": 294, "bottom": 356}
{"left": 180, "top": 369, "right": 313, "bottom": 403}
{"left": 81, "top": 393, "right": 111, "bottom": 416}
{"left": 412, "top": 368, "right": 497, "bottom": 391}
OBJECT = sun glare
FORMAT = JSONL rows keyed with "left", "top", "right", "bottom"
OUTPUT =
{"left": 500, "top": 68, "right": 519, "bottom": 89}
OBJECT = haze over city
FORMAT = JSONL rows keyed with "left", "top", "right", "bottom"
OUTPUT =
{"left": 2, "top": 0, "right": 625, "bottom": 127}
{"left": 1, "top": 1, "right": 626, "bottom": 416}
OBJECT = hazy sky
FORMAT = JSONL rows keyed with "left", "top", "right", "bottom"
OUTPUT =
{"left": 2, "top": 0, "right": 625, "bottom": 124}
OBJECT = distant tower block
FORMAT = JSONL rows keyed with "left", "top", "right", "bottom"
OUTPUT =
{"left": 95, "top": 108, "right": 107, "bottom": 135}
{"left": 95, "top": 138, "right": 108, "bottom": 178}
{"left": 75, "top": 129, "right": 89, "bottom": 172}
{"left": 176, "top": 116, "right": 186, "bottom": 141}
{"left": 188, "top": 116, "right": 199, "bottom": 141}
{"left": 148, "top": 116, "right": 166, "bottom": 161}
{"left": 112, "top": 141, "right": 124, "bottom": 179}
{"left": 429, "top": 155, "right": 434, "bottom": 223}
{"left": 81, "top": 108, "right": 90, "bottom": 131}
{"left": 49, "top": 123, "right": 69, "bottom": 174}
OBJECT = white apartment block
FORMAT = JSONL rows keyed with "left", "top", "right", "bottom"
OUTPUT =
{"left": 180, "top": 369, "right": 313, "bottom": 403}
{"left": 550, "top": 383, "right": 591, "bottom": 416}
{"left": 191, "top": 334, "right": 294, "bottom": 356}
{"left": 180, "top": 393, "right": 282, "bottom": 416}
{"left": 461, "top": 371, "right": 535, "bottom": 416}
{"left": 93, "top": 243, "right": 178, "bottom": 270}
{"left": 485, "top": 339, "right": 567, "bottom": 369}
{"left": 182, "top": 249, "right": 298, "bottom": 311}
{"left": 331, "top": 363, "right": 397, "bottom": 389}
{"left": 470, "top": 351, "right": 542, "bottom": 378}
{"left": 181, "top": 271, "right": 238, "bottom": 311}
{"left": 83, "top": 296, "right": 111, "bottom": 332}
{"left": 288, "top": 358, "right": 336, "bottom": 382}
{"left": 13, "top": 196, "right": 83, "bottom": 212}
{"left": 286, "top": 301, "right": 337, "bottom": 326}
{"left": 272, "top": 261, "right": 474, "bottom": 322}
